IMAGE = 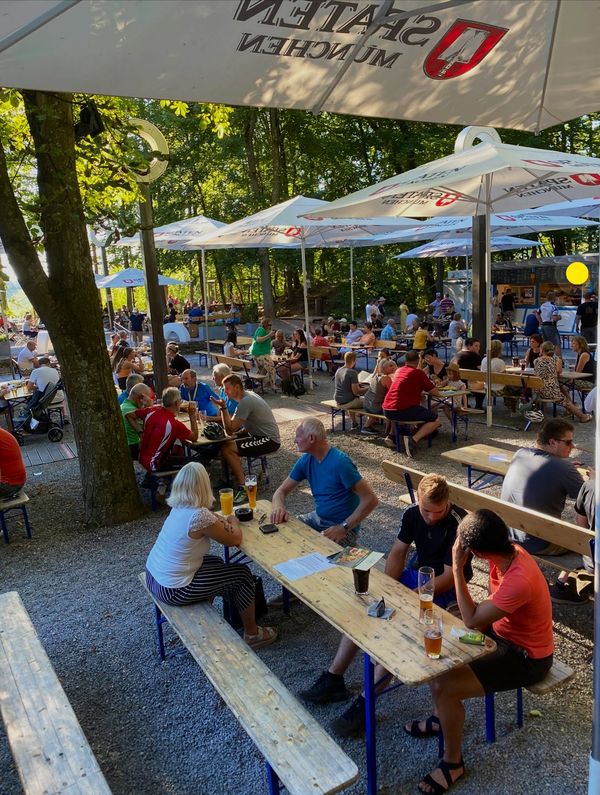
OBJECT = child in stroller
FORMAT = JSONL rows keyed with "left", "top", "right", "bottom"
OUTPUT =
{"left": 12, "top": 379, "right": 65, "bottom": 443}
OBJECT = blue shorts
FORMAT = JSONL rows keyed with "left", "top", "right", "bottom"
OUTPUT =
{"left": 399, "top": 567, "right": 457, "bottom": 609}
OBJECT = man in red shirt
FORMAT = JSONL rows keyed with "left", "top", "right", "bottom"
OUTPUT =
{"left": 127, "top": 386, "right": 199, "bottom": 473}
{"left": 382, "top": 349, "right": 441, "bottom": 456}
{"left": 0, "top": 427, "right": 26, "bottom": 499}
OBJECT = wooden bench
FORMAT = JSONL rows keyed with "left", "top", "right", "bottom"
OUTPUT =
{"left": 0, "top": 491, "right": 32, "bottom": 544}
{"left": 383, "top": 460, "right": 593, "bottom": 573}
{"left": 319, "top": 399, "right": 429, "bottom": 452}
{"left": 212, "top": 353, "right": 266, "bottom": 393}
{"left": 381, "top": 463, "right": 577, "bottom": 742}
{"left": 0, "top": 591, "right": 111, "bottom": 794}
{"left": 139, "top": 575, "right": 359, "bottom": 795}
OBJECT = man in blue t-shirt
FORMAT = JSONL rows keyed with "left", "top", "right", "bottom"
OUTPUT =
{"left": 380, "top": 318, "right": 397, "bottom": 341}
{"left": 179, "top": 369, "right": 219, "bottom": 416}
{"left": 270, "top": 418, "right": 378, "bottom": 546}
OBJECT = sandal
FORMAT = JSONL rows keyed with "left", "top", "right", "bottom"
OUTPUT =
{"left": 244, "top": 625, "right": 278, "bottom": 649}
{"left": 418, "top": 758, "right": 465, "bottom": 795}
{"left": 404, "top": 715, "right": 440, "bottom": 738}
{"left": 580, "top": 414, "right": 593, "bottom": 423}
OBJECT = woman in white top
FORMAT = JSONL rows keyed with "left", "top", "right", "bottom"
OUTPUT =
{"left": 480, "top": 340, "right": 506, "bottom": 395}
{"left": 145, "top": 462, "right": 277, "bottom": 649}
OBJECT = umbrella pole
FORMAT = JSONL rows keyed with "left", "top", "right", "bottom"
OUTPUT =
{"left": 350, "top": 246, "right": 354, "bottom": 320}
{"left": 590, "top": 239, "right": 600, "bottom": 795}
{"left": 201, "top": 248, "right": 210, "bottom": 366}
{"left": 301, "top": 238, "right": 314, "bottom": 391}
{"left": 485, "top": 177, "right": 493, "bottom": 428}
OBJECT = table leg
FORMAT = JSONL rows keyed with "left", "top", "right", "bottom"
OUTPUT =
{"left": 364, "top": 652, "right": 377, "bottom": 795}
{"left": 451, "top": 407, "right": 457, "bottom": 444}
{"left": 467, "top": 464, "right": 472, "bottom": 489}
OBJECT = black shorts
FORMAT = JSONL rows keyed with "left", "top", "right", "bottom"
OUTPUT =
{"left": 383, "top": 406, "right": 437, "bottom": 424}
{"left": 469, "top": 634, "right": 553, "bottom": 694}
{"left": 236, "top": 436, "right": 280, "bottom": 457}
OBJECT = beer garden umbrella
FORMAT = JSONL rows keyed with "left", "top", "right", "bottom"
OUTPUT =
{"left": 94, "top": 268, "right": 186, "bottom": 289}
{"left": 188, "top": 195, "right": 419, "bottom": 386}
{"left": 393, "top": 235, "right": 541, "bottom": 259}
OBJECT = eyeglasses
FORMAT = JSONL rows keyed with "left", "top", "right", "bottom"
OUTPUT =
{"left": 554, "top": 438, "right": 574, "bottom": 446}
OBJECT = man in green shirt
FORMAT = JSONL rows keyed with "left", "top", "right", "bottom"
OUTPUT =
{"left": 120, "top": 383, "right": 153, "bottom": 460}
{"left": 249, "top": 316, "right": 277, "bottom": 392}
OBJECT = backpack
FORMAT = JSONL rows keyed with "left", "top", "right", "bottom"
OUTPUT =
{"left": 283, "top": 374, "right": 306, "bottom": 398}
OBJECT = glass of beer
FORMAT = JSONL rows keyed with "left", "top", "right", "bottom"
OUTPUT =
{"left": 219, "top": 488, "right": 234, "bottom": 517}
{"left": 244, "top": 476, "right": 257, "bottom": 509}
{"left": 353, "top": 567, "right": 370, "bottom": 595}
{"left": 423, "top": 610, "right": 443, "bottom": 659}
{"left": 418, "top": 566, "right": 435, "bottom": 621}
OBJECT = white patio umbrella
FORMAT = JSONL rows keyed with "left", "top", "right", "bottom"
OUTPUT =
{"left": 1, "top": 1, "right": 599, "bottom": 132}
{"left": 364, "top": 212, "right": 598, "bottom": 245}
{"left": 393, "top": 235, "right": 541, "bottom": 258}
{"left": 116, "top": 214, "right": 226, "bottom": 250}
{"left": 94, "top": 268, "right": 186, "bottom": 289}
{"left": 190, "top": 196, "right": 419, "bottom": 387}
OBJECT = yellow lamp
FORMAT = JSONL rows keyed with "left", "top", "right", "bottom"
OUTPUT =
{"left": 566, "top": 261, "right": 589, "bottom": 285}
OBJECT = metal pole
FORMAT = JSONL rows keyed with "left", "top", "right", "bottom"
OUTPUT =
{"left": 99, "top": 245, "right": 115, "bottom": 331}
{"left": 350, "top": 246, "right": 355, "bottom": 320}
{"left": 300, "top": 238, "right": 314, "bottom": 390}
{"left": 201, "top": 248, "right": 211, "bottom": 366}
{"left": 485, "top": 176, "right": 493, "bottom": 428}
{"left": 138, "top": 182, "right": 168, "bottom": 395}
{"left": 590, "top": 234, "right": 600, "bottom": 794}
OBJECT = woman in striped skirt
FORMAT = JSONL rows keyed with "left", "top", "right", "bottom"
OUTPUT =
{"left": 145, "top": 462, "right": 278, "bottom": 649}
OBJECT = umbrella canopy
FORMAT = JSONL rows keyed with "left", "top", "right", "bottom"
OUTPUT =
{"left": 94, "top": 268, "right": 186, "bottom": 288}
{"left": 117, "top": 215, "right": 226, "bottom": 250}
{"left": 1, "top": 1, "right": 598, "bottom": 132}
{"left": 524, "top": 198, "right": 600, "bottom": 220}
{"left": 363, "top": 212, "right": 598, "bottom": 245}
{"left": 304, "top": 139, "right": 600, "bottom": 220}
{"left": 393, "top": 235, "right": 541, "bottom": 258}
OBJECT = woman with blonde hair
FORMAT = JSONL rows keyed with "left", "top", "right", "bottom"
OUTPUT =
{"left": 560, "top": 335, "right": 596, "bottom": 397}
{"left": 145, "top": 462, "right": 278, "bottom": 649}
{"left": 534, "top": 341, "right": 591, "bottom": 422}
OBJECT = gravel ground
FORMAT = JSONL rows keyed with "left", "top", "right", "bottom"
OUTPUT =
{"left": 0, "top": 362, "right": 594, "bottom": 795}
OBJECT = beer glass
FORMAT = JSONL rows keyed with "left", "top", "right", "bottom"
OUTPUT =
{"left": 418, "top": 566, "right": 435, "bottom": 621}
{"left": 423, "top": 610, "right": 443, "bottom": 659}
{"left": 244, "top": 476, "right": 257, "bottom": 509}
{"left": 353, "top": 567, "right": 370, "bottom": 595}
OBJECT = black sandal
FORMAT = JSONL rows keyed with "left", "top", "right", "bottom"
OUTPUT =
{"left": 418, "top": 757, "right": 465, "bottom": 795}
{"left": 404, "top": 715, "right": 440, "bottom": 738}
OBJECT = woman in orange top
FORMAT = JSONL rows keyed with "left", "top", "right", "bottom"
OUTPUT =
{"left": 113, "top": 347, "right": 143, "bottom": 391}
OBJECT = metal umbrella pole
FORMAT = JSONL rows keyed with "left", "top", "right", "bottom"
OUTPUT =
{"left": 350, "top": 245, "right": 355, "bottom": 320}
{"left": 300, "top": 237, "right": 314, "bottom": 391}
{"left": 590, "top": 238, "right": 600, "bottom": 795}
{"left": 485, "top": 175, "right": 493, "bottom": 428}
{"left": 201, "top": 248, "right": 211, "bottom": 366}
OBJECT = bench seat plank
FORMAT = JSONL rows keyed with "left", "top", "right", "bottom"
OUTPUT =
{"left": 140, "top": 576, "right": 358, "bottom": 795}
{"left": 0, "top": 591, "right": 111, "bottom": 795}
{"left": 527, "top": 659, "right": 574, "bottom": 694}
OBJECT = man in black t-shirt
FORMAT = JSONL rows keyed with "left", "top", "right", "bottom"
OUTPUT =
{"left": 576, "top": 292, "right": 598, "bottom": 344}
{"left": 455, "top": 338, "right": 484, "bottom": 409}
{"left": 500, "top": 288, "right": 516, "bottom": 326}
{"left": 299, "top": 474, "right": 469, "bottom": 737}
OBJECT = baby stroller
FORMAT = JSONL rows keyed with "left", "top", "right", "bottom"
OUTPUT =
{"left": 12, "top": 380, "right": 65, "bottom": 444}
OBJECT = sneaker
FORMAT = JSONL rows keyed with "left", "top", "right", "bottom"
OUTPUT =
{"left": 549, "top": 581, "right": 589, "bottom": 605}
{"left": 233, "top": 488, "right": 248, "bottom": 506}
{"left": 403, "top": 436, "right": 417, "bottom": 458}
{"left": 383, "top": 436, "right": 396, "bottom": 448}
{"left": 350, "top": 424, "right": 360, "bottom": 431}
{"left": 361, "top": 426, "right": 380, "bottom": 436}
{"left": 331, "top": 695, "right": 366, "bottom": 737}
{"left": 299, "top": 671, "right": 349, "bottom": 705}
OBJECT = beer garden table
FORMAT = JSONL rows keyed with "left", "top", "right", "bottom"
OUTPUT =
{"left": 224, "top": 499, "right": 495, "bottom": 795}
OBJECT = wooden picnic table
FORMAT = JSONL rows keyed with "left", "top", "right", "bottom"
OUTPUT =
{"left": 226, "top": 499, "right": 495, "bottom": 795}
{"left": 441, "top": 442, "right": 589, "bottom": 489}
{"left": 1, "top": 382, "right": 30, "bottom": 432}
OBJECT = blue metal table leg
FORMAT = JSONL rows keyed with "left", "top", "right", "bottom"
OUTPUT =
{"left": 154, "top": 604, "right": 166, "bottom": 662}
{"left": 266, "top": 763, "right": 281, "bottom": 794}
{"left": 485, "top": 693, "right": 496, "bottom": 743}
{"left": 467, "top": 464, "right": 472, "bottom": 489}
{"left": 282, "top": 587, "right": 291, "bottom": 615}
{"left": 364, "top": 652, "right": 377, "bottom": 795}
{"left": 451, "top": 408, "right": 457, "bottom": 444}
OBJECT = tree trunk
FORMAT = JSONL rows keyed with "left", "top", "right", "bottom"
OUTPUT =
{"left": 0, "top": 91, "right": 144, "bottom": 526}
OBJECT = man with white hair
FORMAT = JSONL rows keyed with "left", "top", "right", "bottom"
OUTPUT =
{"left": 270, "top": 418, "right": 378, "bottom": 545}
{"left": 212, "top": 363, "right": 238, "bottom": 414}
{"left": 26, "top": 356, "right": 63, "bottom": 408}
{"left": 17, "top": 340, "right": 39, "bottom": 375}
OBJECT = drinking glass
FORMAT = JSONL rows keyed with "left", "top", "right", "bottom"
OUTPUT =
{"left": 219, "top": 488, "right": 234, "bottom": 516}
{"left": 423, "top": 610, "right": 443, "bottom": 659}
{"left": 244, "top": 476, "right": 257, "bottom": 509}
{"left": 418, "top": 566, "right": 435, "bottom": 621}
{"left": 353, "top": 567, "right": 370, "bottom": 595}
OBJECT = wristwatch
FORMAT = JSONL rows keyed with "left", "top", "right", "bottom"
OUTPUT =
{"left": 342, "top": 521, "right": 350, "bottom": 532}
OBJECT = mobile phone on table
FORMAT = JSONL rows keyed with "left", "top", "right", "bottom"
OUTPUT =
{"left": 259, "top": 523, "right": 279, "bottom": 534}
